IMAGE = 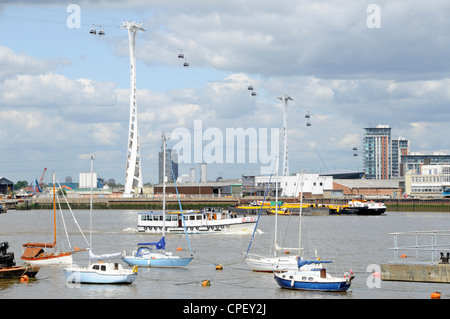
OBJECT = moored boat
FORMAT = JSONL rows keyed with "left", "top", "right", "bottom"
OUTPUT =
{"left": 329, "top": 199, "right": 386, "bottom": 215}
{"left": 0, "top": 242, "right": 39, "bottom": 279}
{"left": 137, "top": 207, "right": 256, "bottom": 234}
{"left": 63, "top": 260, "right": 137, "bottom": 284}
{"left": 273, "top": 259, "right": 354, "bottom": 292}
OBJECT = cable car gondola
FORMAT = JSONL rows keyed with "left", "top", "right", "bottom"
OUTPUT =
{"left": 251, "top": 91, "right": 257, "bottom": 96}
{"left": 98, "top": 30, "right": 105, "bottom": 36}
{"left": 89, "top": 28, "right": 96, "bottom": 35}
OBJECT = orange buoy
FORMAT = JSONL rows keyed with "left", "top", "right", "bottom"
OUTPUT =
{"left": 215, "top": 265, "right": 223, "bottom": 270}
{"left": 20, "top": 275, "right": 29, "bottom": 282}
{"left": 431, "top": 292, "right": 441, "bottom": 299}
{"left": 176, "top": 247, "right": 182, "bottom": 251}
{"left": 400, "top": 254, "right": 407, "bottom": 258}
{"left": 202, "top": 280, "right": 211, "bottom": 287}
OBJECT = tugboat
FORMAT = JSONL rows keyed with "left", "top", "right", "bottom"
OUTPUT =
{"left": 0, "top": 242, "right": 39, "bottom": 279}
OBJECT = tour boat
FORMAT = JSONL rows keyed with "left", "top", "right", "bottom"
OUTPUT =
{"left": 137, "top": 207, "right": 256, "bottom": 234}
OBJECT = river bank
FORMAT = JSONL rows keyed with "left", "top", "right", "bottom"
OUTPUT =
{"left": 8, "top": 196, "right": 450, "bottom": 212}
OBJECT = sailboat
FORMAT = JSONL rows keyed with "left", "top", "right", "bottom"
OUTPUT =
{"left": 21, "top": 172, "right": 82, "bottom": 266}
{"left": 63, "top": 156, "right": 137, "bottom": 284}
{"left": 122, "top": 134, "right": 193, "bottom": 267}
{"left": 245, "top": 158, "right": 300, "bottom": 272}
{"left": 273, "top": 173, "right": 354, "bottom": 292}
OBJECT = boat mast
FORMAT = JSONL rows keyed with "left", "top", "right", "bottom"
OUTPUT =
{"left": 298, "top": 170, "right": 304, "bottom": 256}
{"left": 90, "top": 155, "right": 94, "bottom": 251}
{"left": 274, "top": 156, "right": 279, "bottom": 257}
{"left": 162, "top": 133, "right": 166, "bottom": 239}
{"left": 53, "top": 171, "right": 57, "bottom": 247}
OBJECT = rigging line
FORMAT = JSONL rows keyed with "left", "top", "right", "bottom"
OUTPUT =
{"left": 55, "top": 177, "right": 90, "bottom": 249}
{"left": 245, "top": 155, "right": 277, "bottom": 256}
{"left": 168, "top": 149, "right": 193, "bottom": 255}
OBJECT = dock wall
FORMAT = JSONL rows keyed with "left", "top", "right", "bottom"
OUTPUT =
{"left": 381, "top": 263, "right": 450, "bottom": 283}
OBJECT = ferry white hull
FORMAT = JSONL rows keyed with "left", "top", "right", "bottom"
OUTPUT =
{"left": 138, "top": 210, "right": 257, "bottom": 234}
{"left": 138, "top": 221, "right": 256, "bottom": 234}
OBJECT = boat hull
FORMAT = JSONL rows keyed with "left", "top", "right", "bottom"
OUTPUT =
{"left": 0, "top": 266, "right": 28, "bottom": 279}
{"left": 21, "top": 253, "right": 73, "bottom": 267}
{"left": 63, "top": 267, "right": 137, "bottom": 284}
{"left": 274, "top": 272, "right": 351, "bottom": 292}
{"left": 138, "top": 220, "right": 256, "bottom": 234}
{"left": 245, "top": 255, "right": 299, "bottom": 272}
{"left": 122, "top": 256, "right": 193, "bottom": 268}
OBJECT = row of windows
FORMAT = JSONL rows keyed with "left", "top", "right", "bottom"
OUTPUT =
{"left": 412, "top": 175, "right": 450, "bottom": 183}
{"left": 411, "top": 187, "right": 444, "bottom": 193}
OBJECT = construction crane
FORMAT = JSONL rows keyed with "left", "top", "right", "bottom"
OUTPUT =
{"left": 33, "top": 168, "right": 47, "bottom": 193}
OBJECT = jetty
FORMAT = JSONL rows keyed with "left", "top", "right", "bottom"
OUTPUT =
{"left": 381, "top": 230, "right": 450, "bottom": 283}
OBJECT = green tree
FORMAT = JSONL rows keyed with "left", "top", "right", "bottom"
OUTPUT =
{"left": 14, "top": 180, "right": 28, "bottom": 190}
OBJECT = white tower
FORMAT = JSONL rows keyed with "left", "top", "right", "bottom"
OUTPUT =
{"left": 278, "top": 94, "right": 292, "bottom": 176}
{"left": 121, "top": 21, "right": 145, "bottom": 195}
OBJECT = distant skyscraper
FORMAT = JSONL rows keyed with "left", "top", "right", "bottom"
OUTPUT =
{"left": 363, "top": 125, "right": 409, "bottom": 179}
{"left": 158, "top": 136, "right": 179, "bottom": 184}
{"left": 391, "top": 137, "right": 409, "bottom": 177}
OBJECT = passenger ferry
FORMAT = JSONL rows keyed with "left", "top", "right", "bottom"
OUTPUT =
{"left": 137, "top": 207, "right": 257, "bottom": 234}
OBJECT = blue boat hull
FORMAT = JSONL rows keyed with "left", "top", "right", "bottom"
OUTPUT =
{"left": 63, "top": 270, "right": 137, "bottom": 284}
{"left": 274, "top": 274, "right": 351, "bottom": 292}
{"left": 122, "top": 256, "right": 193, "bottom": 268}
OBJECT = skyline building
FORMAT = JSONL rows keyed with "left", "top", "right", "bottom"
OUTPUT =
{"left": 158, "top": 135, "right": 179, "bottom": 184}
{"left": 363, "top": 125, "right": 410, "bottom": 179}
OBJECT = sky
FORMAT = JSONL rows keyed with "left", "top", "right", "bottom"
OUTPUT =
{"left": 1, "top": 0, "right": 450, "bottom": 186}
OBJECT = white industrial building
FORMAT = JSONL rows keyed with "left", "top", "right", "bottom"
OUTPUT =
{"left": 254, "top": 173, "right": 333, "bottom": 197}
{"left": 405, "top": 164, "right": 450, "bottom": 198}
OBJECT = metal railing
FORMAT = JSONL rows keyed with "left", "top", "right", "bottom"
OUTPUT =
{"left": 389, "top": 230, "right": 450, "bottom": 263}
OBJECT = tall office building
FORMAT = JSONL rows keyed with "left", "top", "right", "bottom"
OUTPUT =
{"left": 158, "top": 147, "right": 179, "bottom": 184}
{"left": 391, "top": 137, "right": 409, "bottom": 177}
{"left": 363, "top": 125, "right": 410, "bottom": 179}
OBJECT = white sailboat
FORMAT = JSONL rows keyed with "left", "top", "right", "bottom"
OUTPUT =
{"left": 245, "top": 159, "right": 301, "bottom": 272}
{"left": 21, "top": 172, "right": 88, "bottom": 267}
{"left": 63, "top": 156, "right": 137, "bottom": 284}
{"left": 122, "top": 133, "right": 193, "bottom": 267}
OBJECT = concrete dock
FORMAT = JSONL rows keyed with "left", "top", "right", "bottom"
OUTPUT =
{"left": 381, "top": 263, "right": 450, "bottom": 283}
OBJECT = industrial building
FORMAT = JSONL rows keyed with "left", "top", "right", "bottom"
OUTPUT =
{"left": 405, "top": 164, "right": 450, "bottom": 198}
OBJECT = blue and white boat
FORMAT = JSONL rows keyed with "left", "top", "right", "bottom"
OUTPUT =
{"left": 63, "top": 156, "right": 138, "bottom": 285}
{"left": 122, "top": 237, "right": 193, "bottom": 268}
{"left": 123, "top": 134, "right": 193, "bottom": 268}
{"left": 274, "top": 259, "right": 353, "bottom": 292}
{"left": 64, "top": 250, "right": 138, "bottom": 284}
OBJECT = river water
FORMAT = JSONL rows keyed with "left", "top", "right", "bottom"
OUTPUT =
{"left": 1, "top": 209, "right": 449, "bottom": 301}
